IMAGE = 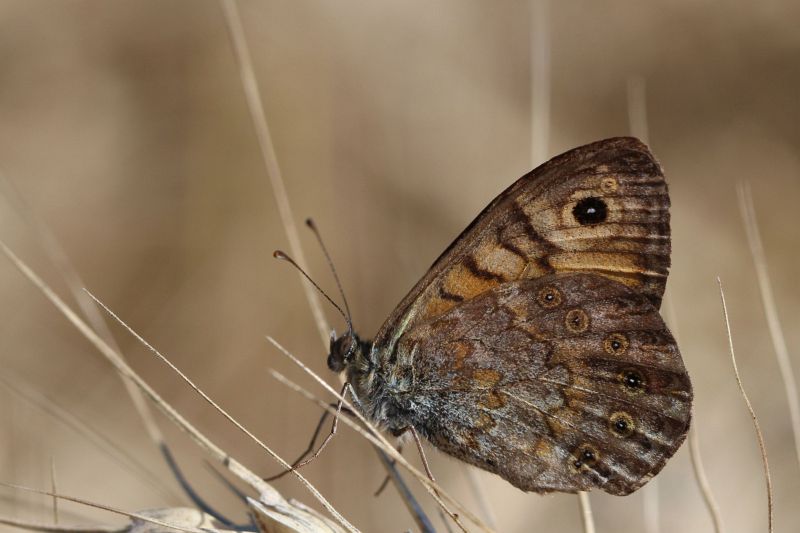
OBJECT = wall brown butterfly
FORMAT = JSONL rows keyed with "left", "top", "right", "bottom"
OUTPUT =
{"left": 327, "top": 137, "right": 692, "bottom": 495}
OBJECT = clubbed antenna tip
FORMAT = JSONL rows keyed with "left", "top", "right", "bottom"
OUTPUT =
{"left": 272, "top": 249, "right": 350, "bottom": 332}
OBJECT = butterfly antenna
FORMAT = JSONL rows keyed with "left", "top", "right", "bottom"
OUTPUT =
{"left": 305, "top": 218, "right": 353, "bottom": 334}
{"left": 273, "top": 250, "right": 349, "bottom": 326}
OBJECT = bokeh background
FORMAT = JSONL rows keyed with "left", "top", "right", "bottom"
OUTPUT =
{"left": 1, "top": 1, "right": 799, "bottom": 532}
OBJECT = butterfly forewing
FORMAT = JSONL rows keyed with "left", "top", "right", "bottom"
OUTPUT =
{"left": 395, "top": 273, "right": 691, "bottom": 495}
{"left": 373, "top": 137, "right": 670, "bottom": 354}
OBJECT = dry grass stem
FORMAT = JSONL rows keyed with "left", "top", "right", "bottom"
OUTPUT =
{"left": 465, "top": 468, "right": 498, "bottom": 529}
{"left": 0, "top": 373, "right": 178, "bottom": 503}
{"left": 717, "top": 278, "right": 773, "bottom": 532}
{"left": 642, "top": 481, "right": 659, "bottom": 533}
{"left": 737, "top": 181, "right": 800, "bottom": 471}
{"left": 530, "top": 0, "right": 551, "bottom": 168}
{"left": 84, "top": 290, "right": 358, "bottom": 533}
{"left": 218, "top": 0, "right": 329, "bottom": 346}
{"left": 577, "top": 492, "right": 595, "bottom": 533}
{"left": 1, "top": 171, "right": 187, "bottom": 519}
{"left": 626, "top": 76, "right": 650, "bottom": 145}
{"left": 0, "top": 240, "right": 354, "bottom": 533}
{"left": 0, "top": 514, "right": 121, "bottom": 533}
{"left": 50, "top": 457, "right": 58, "bottom": 525}
{"left": 687, "top": 429, "right": 724, "bottom": 533}
{"left": 0, "top": 172, "right": 166, "bottom": 448}
{"left": 372, "top": 449, "right": 436, "bottom": 533}
{"left": 0, "top": 482, "right": 206, "bottom": 533}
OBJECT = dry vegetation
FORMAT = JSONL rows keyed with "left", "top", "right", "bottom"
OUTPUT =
{"left": 1, "top": 1, "right": 799, "bottom": 532}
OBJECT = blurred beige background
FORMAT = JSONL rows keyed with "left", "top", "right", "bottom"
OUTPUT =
{"left": 1, "top": 1, "right": 799, "bottom": 532}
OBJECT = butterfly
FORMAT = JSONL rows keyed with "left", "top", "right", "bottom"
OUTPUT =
{"left": 326, "top": 137, "right": 692, "bottom": 496}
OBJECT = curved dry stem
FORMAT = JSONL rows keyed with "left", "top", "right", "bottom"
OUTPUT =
{"left": 0, "top": 241, "right": 355, "bottom": 533}
{"left": 266, "top": 336, "right": 495, "bottom": 533}
{"left": 84, "top": 290, "right": 358, "bottom": 533}
{"left": 663, "top": 294, "right": 723, "bottom": 531}
{"left": 717, "top": 278, "right": 773, "bottom": 533}
{"left": 737, "top": 181, "right": 800, "bottom": 471}
{"left": 218, "top": 0, "right": 329, "bottom": 346}
{"left": 0, "top": 482, "right": 205, "bottom": 533}
{"left": 687, "top": 429, "right": 725, "bottom": 533}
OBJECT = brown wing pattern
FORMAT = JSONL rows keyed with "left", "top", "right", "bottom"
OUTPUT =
{"left": 396, "top": 274, "right": 692, "bottom": 495}
{"left": 374, "top": 137, "right": 670, "bottom": 352}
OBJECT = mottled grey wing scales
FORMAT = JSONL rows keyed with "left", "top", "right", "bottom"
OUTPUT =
{"left": 397, "top": 273, "right": 692, "bottom": 495}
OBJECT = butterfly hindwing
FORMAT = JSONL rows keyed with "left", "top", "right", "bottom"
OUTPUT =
{"left": 394, "top": 273, "right": 691, "bottom": 495}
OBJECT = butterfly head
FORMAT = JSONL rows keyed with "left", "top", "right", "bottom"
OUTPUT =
{"left": 327, "top": 330, "right": 368, "bottom": 373}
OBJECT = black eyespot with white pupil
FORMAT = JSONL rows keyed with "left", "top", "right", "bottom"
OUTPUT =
{"left": 573, "top": 197, "right": 608, "bottom": 225}
{"left": 572, "top": 444, "right": 599, "bottom": 470}
{"left": 609, "top": 412, "right": 635, "bottom": 438}
{"left": 565, "top": 308, "right": 590, "bottom": 333}
{"left": 604, "top": 333, "right": 629, "bottom": 355}
{"left": 537, "top": 286, "right": 562, "bottom": 308}
{"left": 623, "top": 370, "right": 645, "bottom": 390}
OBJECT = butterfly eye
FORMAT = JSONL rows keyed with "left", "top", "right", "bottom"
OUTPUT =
{"left": 346, "top": 338, "right": 358, "bottom": 360}
{"left": 537, "top": 286, "right": 563, "bottom": 308}
{"left": 609, "top": 412, "right": 635, "bottom": 438}
{"left": 603, "top": 333, "right": 630, "bottom": 355}
{"left": 620, "top": 369, "right": 646, "bottom": 392}
{"left": 573, "top": 197, "right": 608, "bottom": 225}
{"left": 565, "top": 308, "right": 590, "bottom": 333}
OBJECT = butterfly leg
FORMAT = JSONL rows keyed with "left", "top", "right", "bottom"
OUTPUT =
{"left": 262, "top": 409, "right": 330, "bottom": 481}
{"left": 262, "top": 382, "right": 352, "bottom": 481}
{"left": 409, "top": 426, "right": 437, "bottom": 484}
{"left": 408, "top": 426, "right": 459, "bottom": 530}
{"left": 373, "top": 443, "right": 404, "bottom": 497}
{"left": 374, "top": 428, "right": 436, "bottom": 496}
